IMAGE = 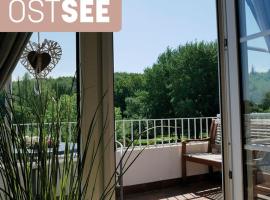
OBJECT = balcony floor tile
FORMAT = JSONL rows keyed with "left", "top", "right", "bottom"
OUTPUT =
{"left": 124, "top": 179, "right": 222, "bottom": 200}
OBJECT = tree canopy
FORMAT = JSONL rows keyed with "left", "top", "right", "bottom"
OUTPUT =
{"left": 12, "top": 74, "right": 77, "bottom": 123}
{"left": 114, "top": 41, "right": 220, "bottom": 119}
{"left": 11, "top": 41, "right": 222, "bottom": 122}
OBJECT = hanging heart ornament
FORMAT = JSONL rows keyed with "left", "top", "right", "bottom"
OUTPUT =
{"left": 20, "top": 39, "right": 62, "bottom": 78}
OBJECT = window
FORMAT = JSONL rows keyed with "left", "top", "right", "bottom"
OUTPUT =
{"left": 238, "top": 0, "right": 270, "bottom": 199}
{"left": 12, "top": 32, "right": 78, "bottom": 154}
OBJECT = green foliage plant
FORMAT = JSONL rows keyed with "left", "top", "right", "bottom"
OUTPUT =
{"left": 0, "top": 77, "right": 143, "bottom": 200}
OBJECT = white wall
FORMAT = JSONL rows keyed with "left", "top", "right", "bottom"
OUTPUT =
{"left": 116, "top": 142, "right": 215, "bottom": 186}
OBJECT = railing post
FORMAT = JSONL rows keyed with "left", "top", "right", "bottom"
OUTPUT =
{"left": 168, "top": 119, "right": 170, "bottom": 144}
{"left": 206, "top": 118, "right": 209, "bottom": 137}
{"left": 175, "top": 119, "right": 177, "bottom": 144}
{"left": 188, "top": 119, "right": 190, "bottom": 139}
{"left": 115, "top": 121, "right": 117, "bottom": 145}
{"left": 194, "top": 118, "right": 197, "bottom": 139}
{"left": 130, "top": 121, "right": 134, "bottom": 147}
{"left": 139, "top": 120, "right": 142, "bottom": 148}
{"left": 146, "top": 120, "right": 149, "bottom": 147}
{"left": 161, "top": 119, "right": 164, "bottom": 145}
{"left": 200, "top": 118, "right": 203, "bottom": 139}
{"left": 181, "top": 119, "right": 184, "bottom": 141}
{"left": 115, "top": 141, "right": 124, "bottom": 200}
{"left": 154, "top": 120, "right": 157, "bottom": 146}
{"left": 122, "top": 121, "right": 126, "bottom": 147}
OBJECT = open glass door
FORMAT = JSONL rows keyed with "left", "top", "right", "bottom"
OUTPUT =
{"left": 238, "top": 0, "right": 270, "bottom": 199}
{"left": 218, "top": 0, "right": 270, "bottom": 198}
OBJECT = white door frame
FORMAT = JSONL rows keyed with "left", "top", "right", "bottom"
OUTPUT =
{"left": 217, "top": 0, "right": 244, "bottom": 199}
{"left": 79, "top": 33, "right": 116, "bottom": 199}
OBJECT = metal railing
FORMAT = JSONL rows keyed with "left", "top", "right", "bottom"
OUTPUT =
{"left": 13, "top": 122, "right": 77, "bottom": 142}
{"left": 115, "top": 117, "right": 215, "bottom": 148}
{"left": 13, "top": 117, "right": 216, "bottom": 148}
{"left": 115, "top": 141, "right": 124, "bottom": 200}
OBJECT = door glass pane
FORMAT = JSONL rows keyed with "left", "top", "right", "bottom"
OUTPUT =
{"left": 238, "top": 0, "right": 270, "bottom": 199}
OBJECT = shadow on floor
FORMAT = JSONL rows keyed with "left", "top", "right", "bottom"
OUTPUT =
{"left": 124, "top": 179, "right": 223, "bottom": 200}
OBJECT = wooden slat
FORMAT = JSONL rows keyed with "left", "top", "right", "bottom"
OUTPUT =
{"left": 184, "top": 154, "right": 222, "bottom": 168}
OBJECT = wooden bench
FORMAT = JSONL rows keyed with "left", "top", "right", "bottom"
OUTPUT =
{"left": 182, "top": 118, "right": 222, "bottom": 178}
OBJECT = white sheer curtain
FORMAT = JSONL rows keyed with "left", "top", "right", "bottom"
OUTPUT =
{"left": 247, "top": 0, "right": 270, "bottom": 50}
{"left": 0, "top": 33, "right": 32, "bottom": 89}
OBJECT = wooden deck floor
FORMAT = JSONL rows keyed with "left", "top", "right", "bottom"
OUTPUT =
{"left": 124, "top": 179, "right": 222, "bottom": 200}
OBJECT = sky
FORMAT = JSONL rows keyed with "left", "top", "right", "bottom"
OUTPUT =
{"left": 14, "top": 0, "right": 270, "bottom": 79}
{"left": 114, "top": 0, "right": 218, "bottom": 73}
{"left": 242, "top": 1, "right": 270, "bottom": 73}
{"left": 13, "top": 0, "right": 218, "bottom": 79}
{"left": 13, "top": 32, "right": 76, "bottom": 80}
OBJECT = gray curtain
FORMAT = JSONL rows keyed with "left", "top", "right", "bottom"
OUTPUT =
{"left": 0, "top": 33, "right": 32, "bottom": 89}
{"left": 247, "top": 0, "right": 270, "bottom": 50}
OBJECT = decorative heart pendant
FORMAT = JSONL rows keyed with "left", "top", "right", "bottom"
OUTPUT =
{"left": 20, "top": 39, "right": 62, "bottom": 78}
{"left": 27, "top": 51, "right": 52, "bottom": 73}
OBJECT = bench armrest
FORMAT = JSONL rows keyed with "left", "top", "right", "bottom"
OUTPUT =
{"left": 182, "top": 138, "right": 211, "bottom": 155}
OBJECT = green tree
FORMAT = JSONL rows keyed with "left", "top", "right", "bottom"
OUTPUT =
{"left": 12, "top": 73, "right": 77, "bottom": 123}
{"left": 143, "top": 48, "right": 176, "bottom": 119}
{"left": 114, "top": 107, "right": 122, "bottom": 120}
{"left": 114, "top": 41, "right": 219, "bottom": 119}
{"left": 142, "top": 42, "right": 219, "bottom": 118}
{"left": 124, "top": 90, "right": 148, "bottom": 118}
{"left": 170, "top": 41, "right": 219, "bottom": 117}
{"left": 50, "top": 76, "right": 76, "bottom": 99}
{"left": 114, "top": 72, "right": 146, "bottom": 117}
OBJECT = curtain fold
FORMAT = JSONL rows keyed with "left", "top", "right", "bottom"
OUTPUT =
{"left": 0, "top": 33, "right": 32, "bottom": 89}
{"left": 247, "top": 0, "right": 270, "bottom": 51}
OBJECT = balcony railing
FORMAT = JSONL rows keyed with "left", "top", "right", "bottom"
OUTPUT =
{"left": 115, "top": 117, "right": 216, "bottom": 148}
{"left": 13, "top": 117, "right": 217, "bottom": 148}
{"left": 13, "top": 122, "right": 77, "bottom": 143}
